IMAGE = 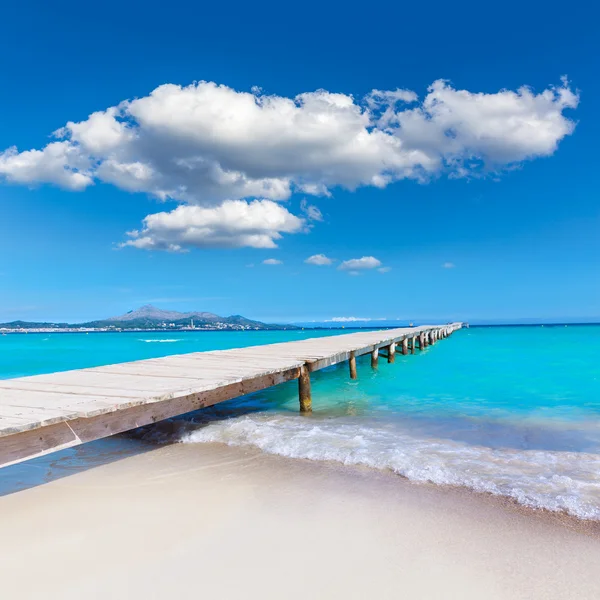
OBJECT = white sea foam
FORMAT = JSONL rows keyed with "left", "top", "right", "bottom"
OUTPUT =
{"left": 182, "top": 414, "right": 600, "bottom": 520}
{"left": 138, "top": 339, "right": 182, "bottom": 343}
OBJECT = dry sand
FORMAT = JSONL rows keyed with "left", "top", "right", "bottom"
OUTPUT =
{"left": 1, "top": 442, "right": 599, "bottom": 599}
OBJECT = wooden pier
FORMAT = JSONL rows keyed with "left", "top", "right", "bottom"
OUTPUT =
{"left": 0, "top": 324, "right": 462, "bottom": 468}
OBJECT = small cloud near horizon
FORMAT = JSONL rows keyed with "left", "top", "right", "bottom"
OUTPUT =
{"left": 339, "top": 256, "right": 383, "bottom": 272}
{"left": 305, "top": 253, "right": 334, "bottom": 266}
{"left": 324, "top": 316, "right": 388, "bottom": 322}
{"left": 263, "top": 258, "right": 283, "bottom": 265}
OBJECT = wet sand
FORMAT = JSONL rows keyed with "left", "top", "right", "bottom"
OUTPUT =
{"left": 1, "top": 442, "right": 599, "bottom": 599}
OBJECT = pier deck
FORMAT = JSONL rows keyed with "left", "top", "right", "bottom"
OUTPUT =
{"left": 0, "top": 324, "right": 461, "bottom": 468}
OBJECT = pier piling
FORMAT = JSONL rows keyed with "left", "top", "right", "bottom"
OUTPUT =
{"left": 371, "top": 347, "right": 379, "bottom": 369}
{"left": 298, "top": 365, "right": 312, "bottom": 413}
{"left": 401, "top": 338, "right": 408, "bottom": 355}
{"left": 388, "top": 342, "right": 396, "bottom": 363}
{"left": 349, "top": 351, "right": 357, "bottom": 380}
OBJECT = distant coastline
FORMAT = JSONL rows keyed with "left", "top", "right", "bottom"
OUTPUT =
{"left": 0, "top": 327, "right": 298, "bottom": 334}
{"left": 3, "top": 301, "right": 599, "bottom": 334}
{"left": 0, "top": 304, "right": 297, "bottom": 334}
{"left": 3, "top": 322, "right": 600, "bottom": 335}
{"left": 0, "top": 325, "right": 398, "bottom": 334}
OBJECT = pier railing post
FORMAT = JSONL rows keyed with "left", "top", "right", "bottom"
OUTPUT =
{"left": 298, "top": 365, "right": 312, "bottom": 413}
{"left": 388, "top": 342, "right": 396, "bottom": 363}
{"left": 371, "top": 347, "right": 379, "bottom": 369}
{"left": 349, "top": 351, "right": 357, "bottom": 380}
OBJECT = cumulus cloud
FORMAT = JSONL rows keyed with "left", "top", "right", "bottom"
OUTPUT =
{"left": 262, "top": 258, "right": 283, "bottom": 265}
{"left": 339, "top": 256, "right": 382, "bottom": 271}
{"left": 0, "top": 77, "right": 579, "bottom": 251}
{"left": 121, "top": 199, "right": 304, "bottom": 251}
{"left": 0, "top": 142, "right": 92, "bottom": 190}
{"left": 305, "top": 254, "right": 334, "bottom": 266}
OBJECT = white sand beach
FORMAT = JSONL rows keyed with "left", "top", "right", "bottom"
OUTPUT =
{"left": 1, "top": 442, "right": 599, "bottom": 600}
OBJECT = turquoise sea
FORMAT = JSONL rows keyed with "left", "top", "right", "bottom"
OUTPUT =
{"left": 1, "top": 326, "right": 600, "bottom": 519}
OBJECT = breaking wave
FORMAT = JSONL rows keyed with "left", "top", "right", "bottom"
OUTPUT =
{"left": 182, "top": 413, "right": 600, "bottom": 520}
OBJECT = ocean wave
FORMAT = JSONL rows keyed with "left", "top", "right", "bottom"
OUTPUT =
{"left": 182, "top": 414, "right": 600, "bottom": 520}
{"left": 138, "top": 339, "right": 182, "bottom": 343}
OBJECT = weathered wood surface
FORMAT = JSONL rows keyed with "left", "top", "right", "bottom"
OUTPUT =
{"left": 0, "top": 324, "right": 462, "bottom": 468}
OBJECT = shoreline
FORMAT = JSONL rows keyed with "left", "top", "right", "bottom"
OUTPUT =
{"left": 4, "top": 429, "right": 600, "bottom": 528}
{"left": 1, "top": 441, "right": 599, "bottom": 599}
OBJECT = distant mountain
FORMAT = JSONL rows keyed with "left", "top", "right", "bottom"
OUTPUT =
{"left": 106, "top": 305, "right": 221, "bottom": 323}
{"left": 0, "top": 305, "right": 297, "bottom": 331}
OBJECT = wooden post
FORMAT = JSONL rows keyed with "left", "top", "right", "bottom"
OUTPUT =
{"left": 298, "top": 365, "right": 312, "bottom": 413}
{"left": 410, "top": 337, "right": 416, "bottom": 354}
{"left": 371, "top": 347, "right": 379, "bottom": 369}
{"left": 419, "top": 333, "right": 426, "bottom": 349}
{"left": 349, "top": 351, "right": 357, "bottom": 380}
{"left": 388, "top": 342, "right": 396, "bottom": 363}
{"left": 401, "top": 338, "right": 408, "bottom": 355}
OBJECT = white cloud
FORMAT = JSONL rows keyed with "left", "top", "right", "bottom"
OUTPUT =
{"left": 0, "top": 78, "right": 579, "bottom": 250}
{"left": 262, "top": 258, "right": 283, "bottom": 265}
{"left": 300, "top": 199, "right": 323, "bottom": 222}
{"left": 122, "top": 199, "right": 304, "bottom": 251}
{"left": 442, "top": 262, "right": 456, "bottom": 269}
{"left": 366, "top": 88, "right": 419, "bottom": 107}
{"left": 305, "top": 254, "right": 334, "bottom": 266}
{"left": 392, "top": 78, "right": 579, "bottom": 168}
{"left": 58, "top": 107, "right": 134, "bottom": 154}
{"left": 339, "top": 256, "right": 382, "bottom": 271}
{"left": 366, "top": 89, "right": 419, "bottom": 127}
{"left": 378, "top": 266, "right": 391, "bottom": 273}
{"left": 325, "top": 316, "right": 387, "bottom": 322}
{"left": 0, "top": 141, "right": 92, "bottom": 190}
{"left": 326, "top": 316, "right": 371, "bottom": 322}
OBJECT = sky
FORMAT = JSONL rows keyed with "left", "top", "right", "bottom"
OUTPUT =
{"left": 0, "top": 0, "right": 599, "bottom": 325}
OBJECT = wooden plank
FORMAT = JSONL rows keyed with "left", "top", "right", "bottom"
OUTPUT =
{"left": 0, "top": 366, "right": 301, "bottom": 466}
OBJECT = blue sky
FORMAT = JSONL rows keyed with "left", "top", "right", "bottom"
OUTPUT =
{"left": 0, "top": 0, "right": 598, "bottom": 325}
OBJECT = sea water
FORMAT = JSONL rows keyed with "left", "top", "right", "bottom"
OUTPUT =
{"left": 1, "top": 326, "right": 600, "bottom": 519}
